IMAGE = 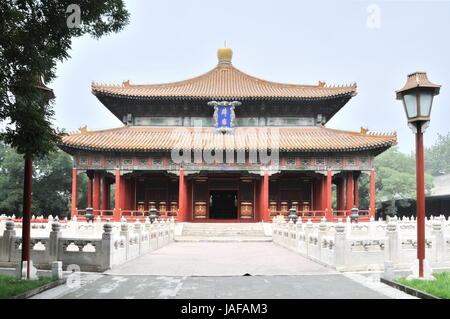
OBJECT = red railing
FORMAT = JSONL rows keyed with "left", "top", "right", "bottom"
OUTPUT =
{"left": 271, "top": 210, "right": 326, "bottom": 223}
{"left": 331, "top": 210, "right": 370, "bottom": 222}
{"left": 271, "top": 209, "right": 371, "bottom": 223}
{"left": 12, "top": 218, "right": 68, "bottom": 224}
{"left": 74, "top": 209, "right": 177, "bottom": 222}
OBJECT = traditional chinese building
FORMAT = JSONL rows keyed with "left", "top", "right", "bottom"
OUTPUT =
{"left": 60, "top": 48, "right": 396, "bottom": 223}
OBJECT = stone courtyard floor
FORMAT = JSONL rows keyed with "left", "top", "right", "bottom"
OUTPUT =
{"left": 22, "top": 242, "right": 416, "bottom": 299}
{"left": 106, "top": 242, "right": 338, "bottom": 276}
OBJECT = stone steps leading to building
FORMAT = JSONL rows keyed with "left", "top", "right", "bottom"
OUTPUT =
{"left": 175, "top": 236, "right": 273, "bottom": 243}
{"left": 177, "top": 222, "right": 272, "bottom": 242}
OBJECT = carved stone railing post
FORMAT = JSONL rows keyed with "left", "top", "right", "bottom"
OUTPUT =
{"left": 134, "top": 220, "right": 142, "bottom": 254}
{"left": 160, "top": 219, "right": 167, "bottom": 245}
{"left": 281, "top": 219, "right": 287, "bottom": 246}
{"left": 169, "top": 217, "right": 175, "bottom": 241}
{"left": 153, "top": 220, "right": 160, "bottom": 248}
{"left": 431, "top": 220, "right": 444, "bottom": 263}
{"left": 386, "top": 220, "right": 399, "bottom": 263}
{"left": 287, "top": 220, "right": 294, "bottom": 249}
{"left": 334, "top": 222, "right": 346, "bottom": 268}
{"left": 48, "top": 221, "right": 62, "bottom": 262}
{"left": 318, "top": 220, "right": 327, "bottom": 260}
{"left": 149, "top": 222, "right": 157, "bottom": 251}
{"left": 95, "top": 216, "right": 102, "bottom": 233}
{"left": 120, "top": 222, "right": 130, "bottom": 259}
{"left": 304, "top": 219, "right": 314, "bottom": 256}
{"left": 0, "top": 219, "right": 15, "bottom": 262}
{"left": 144, "top": 217, "right": 151, "bottom": 233}
{"left": 101, "top": 221, "right": 113, "bottom": 271}
{"left": 295, "top": 218, "right": 303, "bottom": 251}
{"left": 0, "top": 214, "right": 7, "bottom": 233}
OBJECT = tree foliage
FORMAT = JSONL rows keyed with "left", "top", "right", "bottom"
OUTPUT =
{"left": 358, "top": 146, "right": 434, "bottom": 215}
{"left": 0, "top": 143, "right": 88, "bottom": 217}
{"left": 425, "top": 133, "right": 450, "bottom": 176}
{"left": 0, "top": 0, "right": 129, "bottom": 158}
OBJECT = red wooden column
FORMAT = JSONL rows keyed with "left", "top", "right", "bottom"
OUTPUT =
{"left": 321, "top": 175, "right": 327, "bottom": 211}
{"left": 261, "top": 170, "right": 269, "bottom": 222}
{"left": 336, "top": 178, "right": 345, "bottom": 211}
{"left": 130, "top": 177, "right": 136, "bottom": 210}
{"left": 93, "top": 172, "right": 101, "bottom": 212}
{"left": 114, "top": 169, "right": 121, "bottom": 221}
{"left": 101, "top": 178, "right": 109, "bottom": 211}
{"left": 21, "top": 157, "right": 33, "bottom": 279}
{"left": 71, "top": 168, "right": 77, "bottom": 217}
{"left": 326, "top": 170, "right": 333, "bottom": 221}
{"left": 254, "top": 179, "right": 261, "bottom": 220}
{"left": 178, "top": 169, "right": 187, "bottom": 222}
{"left": 105, "top": 180, "right": 110, "bottom": 210}
{"left": 313, "top": 179, "right": 320, "bottom": 210}
{"left": 120, "top": 177, "right": 127, "bottom": 211}
{"left": 335, "top": 180, "right": 340, "bottom": 210}
{"left": 353, "top": 173, "right": 359, "bottom": 208}
{"left": 345, "top": 171, "right": 354, "bottom": 211}
{"left": 369, "top": 170, "right": 376, "bottom": 218}
{"left": 87, "top": 175, "right": 93, "bottom": 208}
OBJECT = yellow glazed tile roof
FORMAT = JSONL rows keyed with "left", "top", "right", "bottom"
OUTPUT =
{"left": 92, "top": 58, "right": 357, "bottom": 100}
{"left": 60, "top": 126, "right": 396, "bottom": 153}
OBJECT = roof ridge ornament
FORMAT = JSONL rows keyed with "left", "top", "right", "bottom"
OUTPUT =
{"left": 79, "top": 125, "right": 89, "bottom": 134}
{"left": 208, "top": 100, "right": 241, "bottom": 134}
{"left": 217, "top": 47, "right": 233, "bottom": 65}
{"left": 360, "top": 127, "right": 369, "bottom": 135}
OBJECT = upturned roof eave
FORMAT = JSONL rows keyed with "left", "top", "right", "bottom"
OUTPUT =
{"left": 92, "top": 90, "right": 356, "bottom": 102}
{"left": 57, "top": 143, "right": 395, "bottom": 154}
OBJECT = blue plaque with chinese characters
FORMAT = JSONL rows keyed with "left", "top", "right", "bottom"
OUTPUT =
{"left": 208, "top": 101, "right": 241, "bottom": 133}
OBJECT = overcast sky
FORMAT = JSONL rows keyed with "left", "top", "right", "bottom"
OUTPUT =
{"left": 50, "top": 0, "right": 450, "bottom": 153}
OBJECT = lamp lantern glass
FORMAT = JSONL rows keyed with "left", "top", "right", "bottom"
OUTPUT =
{"left": 396, "top": 72, "right": 440, "bottom": 130}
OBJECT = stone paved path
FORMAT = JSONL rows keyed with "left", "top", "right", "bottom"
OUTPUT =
{"left": 51, "top": 274, "right": 395, "bottom": 299}
{"left": 105, "top": 242, "right": 338, "bottom": 276}
{"left": 28, "top": 242, "right": 416, "bottom": 299}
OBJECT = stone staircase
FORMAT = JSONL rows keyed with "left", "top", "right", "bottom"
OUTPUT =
{"left": 175, "top": 223, "right": 272, "bottom": 242}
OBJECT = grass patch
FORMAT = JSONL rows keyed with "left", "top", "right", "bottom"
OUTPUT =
{"left": 0, "top": 274, "right": 58, "bottom": 299}
{"left": 396, "top": 272, "right": 450, "bottom": 299}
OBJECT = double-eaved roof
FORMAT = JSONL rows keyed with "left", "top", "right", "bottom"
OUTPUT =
{"left": 92, "top": 48, "right": 357, "bottom": 102}
{"left": 61, "top": 48, "right": 396, "bottom": 155}
{"left": 60, "top": 126, "right": 397, "bottom": 154}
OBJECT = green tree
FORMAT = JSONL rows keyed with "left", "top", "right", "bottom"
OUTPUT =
{"left": 425, "top": 133, "right": 450, "bottom": 176}
{"left": 1, "top": 1, "right": 130, "bottom": 158}
{"left": 0, "top": 143, "right": 91, "bottom": 217}
{"left": 358, "top": 147, "right": 433, "bottom": 215}
{"left": 33, "top": 150, "right": 73, "bottom": 217}
{"left": 0, "top": 143, "right": 25, "bottom": 214}
{"left": 0, "top": 0, "right": 129, "bottom": 226}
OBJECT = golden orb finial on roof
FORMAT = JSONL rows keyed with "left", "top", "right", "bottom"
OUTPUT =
{"left": 217, "top": 47, "right": 233, "bottom": 65}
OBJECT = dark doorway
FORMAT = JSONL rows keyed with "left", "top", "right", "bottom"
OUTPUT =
{"left": 209, "top": 190, "right": 238, "bottom": 219}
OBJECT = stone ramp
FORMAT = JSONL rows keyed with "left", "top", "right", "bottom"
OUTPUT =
{"left": 176, "top": 222, "right": 271, "bottom": 242}
{"left": 105, "top": 242, "right": 337, "bottom": 276}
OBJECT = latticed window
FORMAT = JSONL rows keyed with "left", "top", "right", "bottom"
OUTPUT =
{"left": 316, "top": 157, "right": 325, "bottom": 165}
{"left": 346, "top": 157, "right": 355, "bottom": 165}
{"left": 301, "top": 158, "right": 310, "bottom": 166}
{"left": 79, "top": 157, "right": 88, "bottom": 165}
{"left": 152, "top": 156, "right": 162, "bottom": 165}
{"left": 287, "top": 156, "right": 296, "bottom": 165}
